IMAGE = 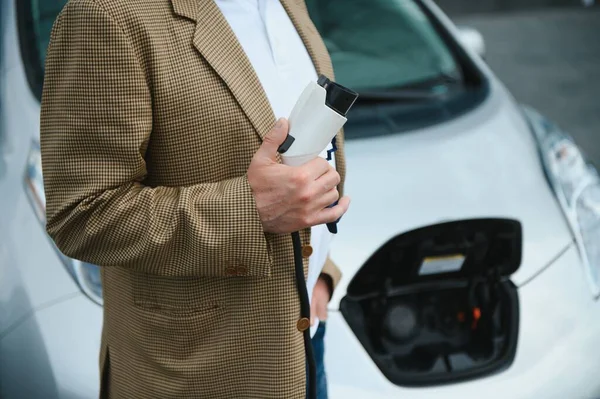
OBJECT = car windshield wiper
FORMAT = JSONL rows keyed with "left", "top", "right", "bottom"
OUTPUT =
{"left": 435, "top": 71, "right": 464, "bottom": 85}
{"left": 357, "top": 72, "right": 464, "bottom": 102}
{"left": 357, "top": 89, "right": 447, "bottom": 102}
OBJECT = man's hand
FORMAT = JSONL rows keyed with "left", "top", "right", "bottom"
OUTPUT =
{"left": 248, "top": 118, "right": 350, "bottom": 234}
{"left": 311, "top": 275, "right": 331, "bottom": 326}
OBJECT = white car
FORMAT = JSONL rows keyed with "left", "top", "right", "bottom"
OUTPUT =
{"left": 1, "top": 0, "right": 599, "bottom": 398}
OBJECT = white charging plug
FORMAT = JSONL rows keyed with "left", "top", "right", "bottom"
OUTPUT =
{"left": 277, "top": 75, "right": 359, "bottom": 233}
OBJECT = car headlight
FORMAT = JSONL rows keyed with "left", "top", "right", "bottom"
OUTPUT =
{"left": 24, "top": 141, "right": 104, "bottom": 305}
{"left": 524, "top": 106, "right": 600, "bottom": 296}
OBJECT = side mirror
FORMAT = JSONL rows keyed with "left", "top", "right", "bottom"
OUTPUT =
{"left": 456, "top": 26, "right": 486, "bottom": 59}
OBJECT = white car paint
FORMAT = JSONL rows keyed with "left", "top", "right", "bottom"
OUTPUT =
{"left": 0, "top": 0, "right": 81, "bottom": 333}
{"left": 329, "top": 78, "right": 574, "bottom": 308}
{"left": 0, "top": 294, "right": 102, "bottom": 399}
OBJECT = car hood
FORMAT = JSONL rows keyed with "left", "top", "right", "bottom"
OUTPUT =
{"left": 329, "top": 86, "right": 574, "bottom": 309}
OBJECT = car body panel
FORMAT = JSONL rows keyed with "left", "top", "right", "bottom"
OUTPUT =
{"left": 329, "top": 82, "right": 574, "bottom": 308}
{"left": 0, "top": 191, "right": 80, "bottom": 336}
{"left": 0, "top": 58, "right": 79, "bottom": 334}
{"left": 0, "top": 294, "right": 102, "bottom": 399}
{"left": 0, "top": 0, "right": 17, "bottom": 74}
{"left": 326, "top": 244, "right": 600, "bottom": 399}
{"left": 0, "top": 0, "right": 79, "bottom": 336}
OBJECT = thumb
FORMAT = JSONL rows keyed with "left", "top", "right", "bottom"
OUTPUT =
{"left": 257, "top": 118, "right": 289, "bottom": 160}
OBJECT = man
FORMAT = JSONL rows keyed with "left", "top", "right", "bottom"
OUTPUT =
{"left": 40, "top": 0, "right": 349, "bottom": 397}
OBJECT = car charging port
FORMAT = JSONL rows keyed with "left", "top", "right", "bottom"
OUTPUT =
{"left": 341, "top": 219, "right": 521, "bottom": 386}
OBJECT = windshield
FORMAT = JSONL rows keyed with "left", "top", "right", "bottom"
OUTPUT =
{"left": 307, "top": 0, "right": 486, "bottom": 139}
{"left": 19, "top": 0, "right": 484, "bottom": 135}
{"left": 17, "top": 0, "right": 68, "bottom": 98}
{"left": 22, "top": 0, "right": 461, "bottom": 93}
{"left": 30, "top": 1, "right": 65, "bottom": 66}
{"left": 306, "top": 0, "right": 462, "bottom": 92}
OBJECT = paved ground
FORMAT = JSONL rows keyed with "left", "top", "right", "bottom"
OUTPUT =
{"left": 450, "top": 7, "right": 600, "bottom": 166}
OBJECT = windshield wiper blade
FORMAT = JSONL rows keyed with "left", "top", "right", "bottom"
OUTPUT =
{"left": 357, "top": 89, "right": 446, "bottom": 102}
{"left": 356, "top": 71, "right": 464, "bottom": 102}
{"left": 436, "top": 71, "right": 463, "bottom": 85}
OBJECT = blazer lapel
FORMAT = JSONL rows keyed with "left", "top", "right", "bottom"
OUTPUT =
{"left": 171, "top": 0, "right": 275, "bottom": 140}
{"left": 170, "top": 0, "right": 342, "bottom": 170}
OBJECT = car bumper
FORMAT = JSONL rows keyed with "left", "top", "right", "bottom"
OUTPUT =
{"left": 325, "top": 244, "right": 600, "bottom": 399}
{"left": 0, "top": 293, "right": 102, "bottom": 399}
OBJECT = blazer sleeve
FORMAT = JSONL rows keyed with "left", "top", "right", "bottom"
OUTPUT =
{"left": 40, "top": 0, "right": 272, "bottom": 278}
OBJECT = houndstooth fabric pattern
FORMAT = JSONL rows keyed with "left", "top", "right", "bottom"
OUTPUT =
{"left": 40, "top": 0, "right": 345, "bottom": 397}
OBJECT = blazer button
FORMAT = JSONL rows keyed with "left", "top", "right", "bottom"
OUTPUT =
{"left": 297, "top": 317, "right": 310, "bottom": 332}
{"left": 225, "top": 267, "right": 237, "bottom": 277}
{"left": 301, "top": 245, "right": 313, "bottom": 258}
{"left": 237, "top": 265, "right": 248, "bottom": 276}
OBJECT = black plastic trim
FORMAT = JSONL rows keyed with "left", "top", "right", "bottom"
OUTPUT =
{"left": 342, "top": 281, "right": 519, "bottom": 387}
{"left": 340, "top": 219, "right": 522, "bottom": 387}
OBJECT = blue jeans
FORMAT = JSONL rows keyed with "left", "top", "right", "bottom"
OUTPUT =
{"left": 309, "top": 322, "right": 328, "bottom": 399}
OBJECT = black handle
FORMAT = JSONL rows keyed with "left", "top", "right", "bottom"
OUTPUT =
{"left": 326, "top": 200, "right": 341, "bottom": 234}
{"left": 277, "top": 134, "right": 296, "bottom": 154}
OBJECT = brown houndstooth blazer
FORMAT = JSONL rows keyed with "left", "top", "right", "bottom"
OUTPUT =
{"left": 40, "top": 0, "right": 345, "bottom": 397}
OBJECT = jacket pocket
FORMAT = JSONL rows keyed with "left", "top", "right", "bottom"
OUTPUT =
{"left": 133, "top": 304, "right": 225, "bottom": 367}
{"left": 132, "top": 273, "right": 227, "bottom": 314}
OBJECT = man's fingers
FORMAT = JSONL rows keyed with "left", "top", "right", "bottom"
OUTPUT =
{"left": 314, "top": 188, "right": 340, "bottom": 210}
{"left": 310, "top": 300, "right": 317, "bottom": 326}
{"left": 301, "top": 157, "right": 332, "bottom": 180}
{"left": 315, "top": 195, "right": 350, "bottom": 225}
{"left": 257, "top": 118, "right": 289, "bottom": 160}
{"left": 315, "top": 168, "right": 341, "bottom": 193}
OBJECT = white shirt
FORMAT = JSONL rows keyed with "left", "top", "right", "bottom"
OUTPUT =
{"left": 215, "top": 0, "right": 334, "bottom": 337}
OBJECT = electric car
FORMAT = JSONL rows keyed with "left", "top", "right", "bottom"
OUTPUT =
{"left": 2, "top": 0, "right": 600, "bottom": 398}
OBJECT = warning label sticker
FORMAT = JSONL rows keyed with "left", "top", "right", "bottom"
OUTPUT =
{"left": 419, "top": 254, "right": 465, "bottom": 276}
